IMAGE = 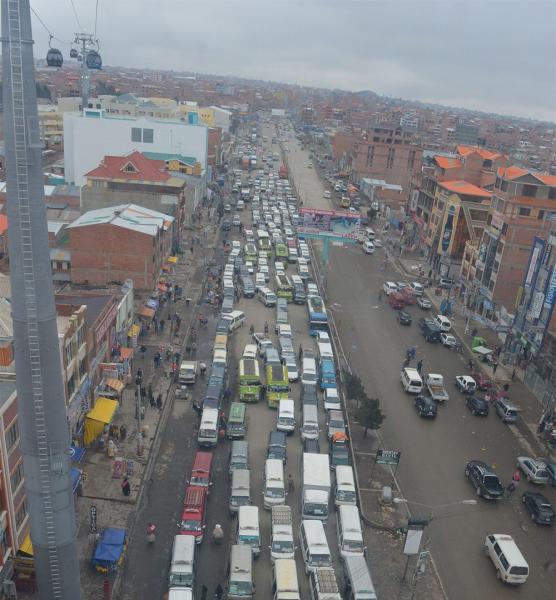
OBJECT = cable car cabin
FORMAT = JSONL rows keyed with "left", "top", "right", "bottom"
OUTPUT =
{"left": 46, "top": 48, "right": 63, "bottom": 68}
{"left": 70, "top": 48, "right": 79, "bottom": 59}
{"left": 86, "top": 50, "right": 102, "bottom": 70}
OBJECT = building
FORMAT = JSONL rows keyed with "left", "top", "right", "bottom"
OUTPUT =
{"left": 511, "top": 230, "right": 556, "bottom": 402}
{"left": 463, "top": 167, "right": 556, "bottom": 322}
{"left": 454, "top": 122, "right": 479, "bottom": 146}
{"left": 63, "top": 110, "right": 208, "bottom": 186}
{"left": 67, "top": 203, "right": 174, "bottom": 291}
{"left": 80, "top": 150, "right": 188, "bottom": 245}
{"left": 425, "top": 180, "right": 491, "bottom": 276}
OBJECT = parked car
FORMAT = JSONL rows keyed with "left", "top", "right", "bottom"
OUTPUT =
{"left": 267, "top": 431, "right": 287, "bottom": 464}
{"left": 414, "top": 395, "right": 437, "bottom": 418}
{"left": 516, "top": 457, "right": 550, "bottom": 484}
{"left": 521, "top": 492, "right": 554, "bottom": 525}
{"left": 434, "top": 315, "right": 452, "bottom": 332}
{"left": 382, "top": 281, "right": 398, "bottom": 296}
{"left": 303, "top": 438, "right": 320, "bottom": 454}
{"left": 440, "top": 333, "right": 457, "bottom": 347}
{"left": 439, "top": 277, "right": 454, "bottom": 288}
{"left": 455, "top": 375, "right": 477, "bottom": 394}
{"left": 417, "top": 296, "right": 432, "bottom": 310}
{"left": 397, "top": 310, "right": 412, "bottom": 326}
{"left": 465, "top": 460, "right": 504, "bottom": 500}
{"left": 466, "top": 395, "right": 489, "bottom": 416}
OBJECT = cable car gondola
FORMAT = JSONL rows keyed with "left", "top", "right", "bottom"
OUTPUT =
{"left": 70, "top": 48, "right": 79, "bottom": 59}
{"left": 46, "top": 36, "right": 63, "bottom": 68}
{"left": 86, "top": 50, "right": 102, "bottom": 70}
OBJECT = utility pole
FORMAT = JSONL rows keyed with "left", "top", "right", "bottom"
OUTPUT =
{"left": 74, "top": 32, "right": 94, "bottom": 111}
{"left": 1, "top": 0, "right": 81, "bottom": 598}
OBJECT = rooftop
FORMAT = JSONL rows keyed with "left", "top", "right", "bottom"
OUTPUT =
{"left": 142, "top": 151, "right": 197, "bottom": 167}
{"left": 67, "top": 203, "right": 174, "bottom": 237}
{"left": 85, "top": 151, "right": 171, "bottom": 183}
{"left": 497, "top": 166, "right": 556, "bottom": 186}
{"left": 434, "top": 156, "right": 462, "bottom": 170}
{"left": 457, "top": 145, "right": 506, "bottom": 161}
{"left": 55, "top": 294, "right": 112, "bottom": 330}
{"left": 438, "top": 180, "right": 492, "bottom": 198}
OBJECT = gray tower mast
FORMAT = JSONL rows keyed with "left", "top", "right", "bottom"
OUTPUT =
{"left": 1, "top": 0, "right": 81, "bottom": 598}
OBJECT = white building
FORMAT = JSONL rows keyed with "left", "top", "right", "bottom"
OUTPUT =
{"left": 63, "top": 109, "right": 209, "bottom": 186}
{"left": 210, "top": 106, "right": 232, "bottom": 133}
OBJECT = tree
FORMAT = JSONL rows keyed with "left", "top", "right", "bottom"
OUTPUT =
{"left": 355, "top": 395, "right": 385, "bottom": 437}
{"left": 343, "top": 370, "right": 365, "bottom": 404}
{"left": 367, "top": 207, "right": 378, "bottom": 222}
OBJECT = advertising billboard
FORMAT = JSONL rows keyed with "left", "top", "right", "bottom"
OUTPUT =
{"left": 524, "top": 237, "right": 545, "bottom": 288}
{"left": 297, "top": 208, "right": 361, "bottom": 240}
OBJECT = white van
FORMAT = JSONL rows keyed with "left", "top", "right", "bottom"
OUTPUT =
{"left": 258, "top": 287, "right": 277, "bottom": 307}
{"left": 317, "top": 341, "right": 334, "bottom": 361}
{"left": 197, "top": 408, "right": 218, "bottom": 447}
{"left": 324, "top": 388, "right": 341, "bottom": 411}
{"left": 484, "top": 534, "right": 529, "bottom": 585}
{"left": 264, "top": 459, "right": 286, "bottom": 509}
{"left": 228, "top": 545, "right": 254, "bottom": 599}
{"left": 224, "top": 310, "right": 246, "bottom": 331}
{"left": 335, "top": 465, "right": 357, "bottom": 507}
{"left": 301, "top": 357, "right": 317, "bottom": 386}
{"left": 237, "top": 505, "right": 261, "bottom": 557}
{"left": 272, "top": 559, "right": 300, "bottom": 600}
{"left": 301, "top": 404, "right": 319, "bottom": 441}
{"left": 277, "top": 399, "right": 295, "bottom": 433}
{"left": 242, "top": 344, "right": 258, "bottom": 360}
{"left": 337, "top": 505, "right": 365, "bottom": 558}
{"left": 300, "top": 520, "right": 332, "bottom": 574}
{"left": 213, "top": 348, "right": 227, "bottom": 366}
{"left": 343, "top": 555, "right": 377, "bottom": 599}
{"left": 168, "top": 535, "right": 195, "bottom": 589}
{"left": 400, "top": 367, "right": 423, "bottom": 394}
{"left": 168, "top": 589, "right": 193, "bottom": 600}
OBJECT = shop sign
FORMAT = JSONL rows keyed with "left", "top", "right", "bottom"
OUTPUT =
{"left": 95, "top": 302, "right": 118, "bottom": 346}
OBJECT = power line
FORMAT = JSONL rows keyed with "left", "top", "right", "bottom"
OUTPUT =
{"left": 30, "top": 5, "right": 70, "bottom": 45}
{"left": 69, "top": 0, "right": 84, "bottom": 31}
{"left": 94, "top": 0, "right": 100, "bottom": 38}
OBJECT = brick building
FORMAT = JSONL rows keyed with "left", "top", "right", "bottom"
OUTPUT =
{"left": 67, "top": 203, "right": 174, "bottom": 291}
{"left": 461, "top": 167, "right": 556, "bottom": 321}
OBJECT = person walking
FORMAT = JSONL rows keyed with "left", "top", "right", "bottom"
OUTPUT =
{"left": 200, "top": 585, "right": 208, "bottom": 600}
{"left": 416, "top": 359, "right": 423, "bottom": 374}
{"left": 288, "top": 474, "right": 294, "bottom": 494}
{"left": 492, "top": 360, "right": 498, "bottom": 375}
{"left": 121, "top": 477, "right": 131, "bottom": 497}
{"left": 156, "top": 393, "right": 163, "bottom": 411}
{"left": 511, "top": 368, "right": 516, "bottom": 381}
{"left": 214, "top": 584, "right": 224, "bottom": 600}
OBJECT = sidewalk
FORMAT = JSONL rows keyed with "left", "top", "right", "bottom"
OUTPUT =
{"left": 393, "top": 249, "right": 555, "bottom": 462}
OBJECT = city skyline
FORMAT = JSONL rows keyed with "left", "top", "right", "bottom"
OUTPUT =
{"left": 30, "top": 0, "right": 556, "bottom": 122}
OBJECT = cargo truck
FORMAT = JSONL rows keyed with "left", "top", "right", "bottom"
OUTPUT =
{"left": 425, "top": 373, "right": 449, "bottom": 403}
{"left": 270, "top": 506, "right": 295, "bottom": 561}
{"left": 302, "top": 453, "right": 331, "bottom": 522}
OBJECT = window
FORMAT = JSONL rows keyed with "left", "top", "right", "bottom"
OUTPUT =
{"left": 77, "top": 325, "right": 84, "bottom": 348}
{"left": 131, "top": 127, "right": 142, "bottom": 142}
{"left": 518, "top": 207, "right": 531, "bottom": 217}
{"left": 522, "top": 184, "right": 536, "bottom": 198}
{"left": 387, "top": 148, "right": 395, "bottom": 169}
{"left": 92, "top": 179, "right": 104, "bottom": 189}
{"left": 538, "top": 210, "right": 545, "bottom": 220}
{"left": 5, "top": 421, "right": 19, "bottom": 452}
{"left": 15, "top": 501, "right": 27, "bottom": 528}
{"left": 366, "top": 145, "right": 374, "bottom": 168}
{"left": 123, "top": 162, "right": 137, "bottom": 173}
{"left": 143, "top": 128, "right": 154, "bottom": 143}
{"left": 549, "top": 188, "right": 556, "bottom": 200}
{"left": 10, "top": 462, "right": 24, "bottom": 493}
{"left": 408, "top": 150, "right": 416, "bottom": 172}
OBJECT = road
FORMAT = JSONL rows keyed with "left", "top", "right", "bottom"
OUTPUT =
{"left": 281, "top": 124, "right": 556, "bottom": 600}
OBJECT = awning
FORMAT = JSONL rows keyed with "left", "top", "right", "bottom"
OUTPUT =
{"left": 84, "top": 398, "right": 118, "bottom": 446}
{"left": 119, "top": 347, "right": 134, "bottom": 360}
{"left": 69, "top": 446, "right": 86, "bottom": 463}
{"left": 138, "top": 306, "right": 155, "bottom": 319}
{"left": 105, "top": 378, "right": 124, "bottom": 395}
{"left": 472, "top": 345, "right": 492, "bottom": 356}
{"left": 20, "top": 534, "right": 33, "bottom": 557}
{"left": 128, "top": 324, "right": 140, "bottom": 338}
{"left": 71, "top": 468, "right": 82, "bottom": 494}
{"left": 167, "top": 256, "right": 178, "bottom": 264}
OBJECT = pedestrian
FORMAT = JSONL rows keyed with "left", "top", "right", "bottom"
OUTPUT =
{"left": 471, "top": 327, "right": 478, "bottom": 338}
{"left": 200, "top": 585, "right": 208, "bottom": 600}
{"left": 121, "top": 477, "right": 131, "bottom": 497}
{"left": 160, "top": 319, "right": 165, "bottom": 333}
{"left": 140, "top": 345, "right": 147, "bottom": 359}
{"left": 378, "top": 290, "right": 382, "bottom": 302}
{"left": 137, "top": 368, "right": 143, "bottom": 381}
{"left": 492, "top": 360, "right": 498, "bottom": 375}
{"left": 288, "top": 474, "right": 294, "bottom": 493}
{"left": 200, "top": 361, "right": 207, "bottom": 376}
{"left": 416, "top": 359, "right": 423, "bottom": 374}
{"left": 506, "top": 481, "right": 517, "bottom": 497}
{"left": 148, "top": 382, "right": 153, "bottom": 400}
{"left": 214, "top": 584, "right": 223, "bottom": 600}
{"left": 191, "top": 341, "right": 197, "bottom": 356}
{"left": 140, "top": 385, "right": 147, "bottom": 401}
{"left": 512, "top": 470, "right": 521, "bottom": 484}
{"left": 511, "top": 368, "right": 516, "bottom": 381}
{"left": 156, "top": 393, "right": 163, "bottom": 411}
{"left": 467, "top": 358, "right": 474, "bottom": 371}
{"left": 149, "top": 391, "right": 156, "bottom": 408}
{"left": 298, "top": 345, "right": 303, "bottom": 361}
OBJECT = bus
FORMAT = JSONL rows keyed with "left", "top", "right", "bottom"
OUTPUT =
{"left": 275, "top": 243, "right": 288, "bottom": 260}
{"left": 238, "top": 358, "right": 262, "bottom": 403}
{"left": 275, "top": 274, "right": 293, "bottom": 302}
{"left": 227, "top": 402, "right": 247, "bottom": 439}
{"left": 266, "top": 364, "right": 290, "bottom": 409}
{"left": 291, "top": 275, "right": 306, "bottom": 305}
{"left": 307, "top": 295, "right": 329, "bottom": 336}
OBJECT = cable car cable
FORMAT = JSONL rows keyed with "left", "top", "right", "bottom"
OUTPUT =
{"left": 69, "top": 0, "right": 84, "bottom": 31}
{"left": 94, "top": 0, "right": 100, "bottom": 38}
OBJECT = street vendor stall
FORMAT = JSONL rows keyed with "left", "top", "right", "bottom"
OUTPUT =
{"left": 91, "top": 528, "right": 127, "bottom": 573}
{"left": 472, "top": 345, "right": 493, "bottom": 363}
{"left": 84, "top": 398, "right": 118, "bottom": 446}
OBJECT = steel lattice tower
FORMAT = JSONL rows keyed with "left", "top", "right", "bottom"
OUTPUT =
{"left": 1, "top": 0, "right": 81, "bottom": 597}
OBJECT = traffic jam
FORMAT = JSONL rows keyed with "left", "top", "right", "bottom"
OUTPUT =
{"left": 165, "top": 125, "right": 376, "bottom": 600}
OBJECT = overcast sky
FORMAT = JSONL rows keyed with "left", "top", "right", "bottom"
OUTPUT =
{"left": 31, "top": 0, "right": 556, "bottom": 122}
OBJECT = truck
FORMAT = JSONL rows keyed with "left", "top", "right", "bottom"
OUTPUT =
{"left": 270, "top": 506, "right": 295, "bottom": 561}
{"left": 279, "top": 164, "right": 288, "bottom": 179}
{"left": 425, "top": 373, "right": 449, "bottom": 403}
{"left": 302, "top": 453, "right": 331, "bottom": 522}
{"left": 178, "top": 361, "right": 197, "bottom": 385}
{"left": 309, "top": 568, "right": 341, "bottom": 600}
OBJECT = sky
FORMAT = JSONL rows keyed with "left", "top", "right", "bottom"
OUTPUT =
{"left": 30, "top": 0, "right": 556, "bottom": 122}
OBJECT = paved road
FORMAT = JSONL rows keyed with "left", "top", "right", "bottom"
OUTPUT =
{"left": 282, "top": 126, "right": 556, "bottom": 600}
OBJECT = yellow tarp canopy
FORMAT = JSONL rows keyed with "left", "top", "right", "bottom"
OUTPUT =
{"left": 128, "top": 324, "right": 140, "bottom": 337}
{"left": 20, "top": 533, "right": 33, "bottom": 556}
{"left": 105, "top": 378, "right": 124, "bottom": 394}
{"left": 84, "top": 398, "right": 118, "bottom": 446}
{"left": 167, "top": 256, "right": 178, "bottom": 264}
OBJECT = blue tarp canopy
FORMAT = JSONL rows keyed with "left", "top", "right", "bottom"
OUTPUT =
{"left": 71, "top": 468, "right": 81, "bottom": 493}
{"left": 92, "top": 528, "right": 126, "bottom": 567}
{"left": 69, "top": 446, "right": 86, "bottom": 463}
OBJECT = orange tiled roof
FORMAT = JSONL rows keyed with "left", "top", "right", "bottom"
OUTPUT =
{"left": 497, "top": 166, "right": 556, "bottom": 186}
{"left": 434, "top": 156, "right": 462, "bottom": 170}
{"left": 457, "top": 145, "right": 506, "bottom": 161}
{"left": 85, "top": 150, "right": 170, "bottom": 183}
{"left": 0, "top": 215, "right": 7, "bottom": 235}
{"left": 438, "top": 180, "right": 492, "bottom": 198}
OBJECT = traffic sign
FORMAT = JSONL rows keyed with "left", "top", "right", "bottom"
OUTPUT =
{"left": 375, "top": 449, "right": 401, "bottom": 466}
